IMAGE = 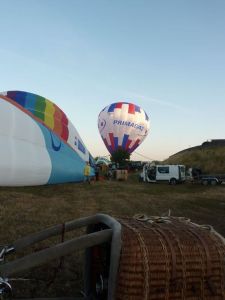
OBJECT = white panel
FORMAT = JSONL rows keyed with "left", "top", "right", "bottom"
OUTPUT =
{"left": 98, "top": 102, "right": 150, "bottom": 152}
{"left": 0, "top": 100, "right": 52, "bottom": 186}
{"left": 67, "top": 121, "right": 89, "bottom": 162}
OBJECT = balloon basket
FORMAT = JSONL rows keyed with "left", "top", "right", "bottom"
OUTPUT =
{"left": 0, "top": 214, "right": 224, "bottom": 300}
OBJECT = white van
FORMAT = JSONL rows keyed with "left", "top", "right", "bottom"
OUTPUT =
{"left": 140, "top": 164, "right": 186, "bottom": 184}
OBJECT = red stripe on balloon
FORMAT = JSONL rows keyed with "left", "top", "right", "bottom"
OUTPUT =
{"left": 61, "top": 125, "right": 69, "bottom": 141}
{"left": 54, "top": 106, "right": 62, "bottom": 120}
{"left": 128, "top": 104, "right": 135, "bottom": 114}
{"left": 130, "top": 139, "right": 140, "bottom": 152}
{"left": 115, "top": 102, "right": 123, "bottom": 109}
{"left": 109, "top": 133, "right": 115, "bottom": 150}
{"left": 125, "top": 139, "right": 132, "bottom": 150}
{"left": 61, "top": 113, "right": 68, "bottom": 126}
{"left": 0, "top": 94, "right": 77, "bottom": 155}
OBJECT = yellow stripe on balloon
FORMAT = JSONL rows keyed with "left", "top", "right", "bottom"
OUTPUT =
{"left": 44, "top": 100, "right": 55, "bottom": 129}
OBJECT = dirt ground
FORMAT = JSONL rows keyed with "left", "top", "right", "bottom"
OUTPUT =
{"left": 0, "top": 175, "right": 224, "bottom": 297}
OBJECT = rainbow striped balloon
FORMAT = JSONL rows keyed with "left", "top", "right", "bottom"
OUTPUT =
{"left": 6, "top": 91, "right": 69, "bottom": 142}
{"left": 0, "top": 91, "right": 94, "bottom": 186}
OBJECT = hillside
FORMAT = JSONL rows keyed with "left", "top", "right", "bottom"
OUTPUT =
{"left": 164, "top": 145, "right": 225, "bottom": 174}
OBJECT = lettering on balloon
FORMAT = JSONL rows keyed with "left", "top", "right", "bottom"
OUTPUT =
{"left": 113, "top": 119, "right": 144, "bottom": 131}
{"left": 78, "top": 140, "right": 86, "bottom": 154}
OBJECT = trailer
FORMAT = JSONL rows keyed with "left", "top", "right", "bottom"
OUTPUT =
{"left": 200, "top": 175, "right": 223, "bottom": 186}
{"left": 140, "top": 163, "right": 186, "bottom": 184}
{"left": 187, "top": 168, "right": 224, "bottom": 185}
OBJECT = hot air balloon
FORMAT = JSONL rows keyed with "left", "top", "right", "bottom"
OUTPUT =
{"left": 0, "top": 91, "right": 95, "bottom": 186}
{"left": 98, "top": 102, "right": 150, "bottom": 155}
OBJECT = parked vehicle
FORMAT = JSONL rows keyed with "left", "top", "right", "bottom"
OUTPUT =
{"left": 187, "top": 168, "right": 224, "bottom": 185}
{"left": 200, "top": 176, "right": 222, "bottom": 186}
{"left": 140, "top": 163, "right": 186, "bottom": 184}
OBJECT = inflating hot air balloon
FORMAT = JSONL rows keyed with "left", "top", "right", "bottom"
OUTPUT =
{"left": 98, "top": 102, "right": 150, "bottom": 155}
{"left": 0, "top": 91, "right": 95, "bottom": 186}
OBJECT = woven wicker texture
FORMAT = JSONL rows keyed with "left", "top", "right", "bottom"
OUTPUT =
{"left": 115, "top": 216, "right": 225, "bottom": 300}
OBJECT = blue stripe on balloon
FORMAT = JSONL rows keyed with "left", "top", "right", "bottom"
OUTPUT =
{"left": 50, "top": 132, "right": 61, "bottom": 151}
{"left": 122, "top": 134, "right": 129, "bottom": 149}
{"left": 135, "top": 105, "right": 141, "bottom": 112}
{"left": 7, "top": 91, "right": 17, "bottom": 101}
{"left": 108, "top": 145, "right": 113, "bottom": 154}
{"left": 25, "top": 93, "right": 36, "bottom": 112}
{"left": 113, "top": 136, "right": 118, "bottom": 149}
{"left": 108, "top": 103, "right": 117, "bottom": 112}
{"left": 9, "top": 91, "right": 27, "bottom": 107}
{"left": 78, "top": 139, "right": 86, "bottom": 154}
{"left": 36, "top": 123, "right": 94, "bottom": 184}
{"left": 145, "top": 112, "right": 149, "bottom": 121}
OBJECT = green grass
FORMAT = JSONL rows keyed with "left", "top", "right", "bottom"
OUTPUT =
{"left": 164, "top": 145, "right": 225, "bottom": 174}
{"left": 0, "top": 174, "right": 225, "bottom": 297}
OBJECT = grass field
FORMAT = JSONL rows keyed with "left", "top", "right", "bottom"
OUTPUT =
{"left": 0, "top": 173, "right": 225, "bottom": 297}
{"left": 165, "top": 145, "right": 225, "bottom": 174}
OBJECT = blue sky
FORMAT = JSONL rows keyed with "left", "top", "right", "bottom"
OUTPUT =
{"left": 0, "top": 0, "right": 224, "bottom": 160}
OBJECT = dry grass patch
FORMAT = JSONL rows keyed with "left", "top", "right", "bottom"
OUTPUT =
{"left": 0, "top": 175, "right": 224, "bottom": 297}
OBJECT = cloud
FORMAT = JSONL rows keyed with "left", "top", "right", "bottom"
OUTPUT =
{"left": 125, "top": 91, "right": 192, "bottom": 115}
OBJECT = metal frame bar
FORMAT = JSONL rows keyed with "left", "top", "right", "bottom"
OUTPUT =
{"left": 0, "top": 214, "right": 122, "bottom": 300}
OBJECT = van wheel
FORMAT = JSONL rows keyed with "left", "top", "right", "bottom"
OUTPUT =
{"left": 202, "top": 179, "right": 208, "bottom": 186}
{"left": 170, "top": 178, "right": 177, "bottom": 185}
{"left": 210, "top": 179, "right": 217, "bottom": 186}
{"left": 139, "top": 176, "right": 143, "bottom": 182}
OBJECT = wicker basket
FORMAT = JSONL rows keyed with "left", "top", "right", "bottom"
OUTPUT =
{"left": 115, "top": 216, "right": 225, "bottom": 300}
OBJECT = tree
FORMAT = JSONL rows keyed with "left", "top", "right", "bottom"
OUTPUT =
{"left": 110, "top": 148, "right": 130, "bottom": 166}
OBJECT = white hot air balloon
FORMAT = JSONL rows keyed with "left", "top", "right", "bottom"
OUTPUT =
{"left": 0, "top": 90, "right": 95, "bottom": 186}
{"left": 98, "top": 102, "right": 150, "bottom": 155}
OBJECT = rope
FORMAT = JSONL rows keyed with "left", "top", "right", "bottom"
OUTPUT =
{"left": 46, "top": 223, "right": 66, "bottom": 288}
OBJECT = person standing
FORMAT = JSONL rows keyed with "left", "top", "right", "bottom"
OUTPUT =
{"left": 95, "top": 165, "right": 100, "bottom": 181}
{"left": 83, "top": 162, "right": 91, "bottom": 184}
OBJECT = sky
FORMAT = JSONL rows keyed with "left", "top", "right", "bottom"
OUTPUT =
{"left": 0, "top": 0, "right": 224, "bottom": 161}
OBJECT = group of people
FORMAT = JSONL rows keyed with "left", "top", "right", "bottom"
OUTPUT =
{"left": 83, "top": 162, "right": 116, "bottom": 183}
{"left": 83, "top": 162, "right": 101, "bottom": 183}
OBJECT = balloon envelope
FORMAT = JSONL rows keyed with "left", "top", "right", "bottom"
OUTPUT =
{"left": 98, "top": 102, "right": 150, "bottom": 155}
{"left": 0, "top": 91, "right": 94, "bottom": 186}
